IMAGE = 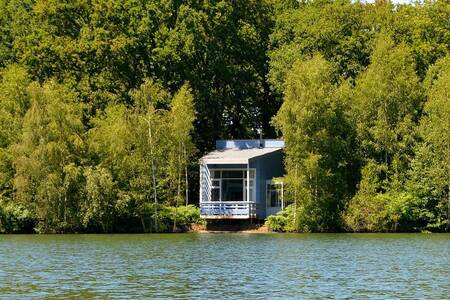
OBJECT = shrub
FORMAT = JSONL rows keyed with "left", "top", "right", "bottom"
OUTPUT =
{"left": 141, "top": 204, "right": 203, "bottom": 232}
{"left": 0, "top": 198, "right": 34, "bottom": 233}
{"left": 343, "top": 191, "right": 426, "bottom": 232}
{"left": 265, "top": 205, "right": 296, "bottom": 232}
{"left": 169, "top": 205, "right": 203, "bottom": 227}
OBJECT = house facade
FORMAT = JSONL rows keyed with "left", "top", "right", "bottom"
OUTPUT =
{"left": 199, "top": 139, "right": 284, "bottom": 220}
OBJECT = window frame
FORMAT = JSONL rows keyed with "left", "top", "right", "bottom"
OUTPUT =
{"left": 266, "top": 180, "right": 284, "bottom": 208}
{"left": 208, "top": 168, "right": 256, "bottom": 202}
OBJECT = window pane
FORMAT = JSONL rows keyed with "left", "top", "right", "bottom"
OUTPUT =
{"left": 211, "top": 170, "right": 221, "bottom": 178}
{"left": 212, "top": 180, "right": 220, "bottom": 188}
{"left": 221, "top": 179, "right": 244, "bottom": 201}
{"left": 222, "top": 170, "right": 244, "bottom": 178}
{"left": 211, "top": 188, "right": 220, "bottom": 201}
{"left": 270, "top": 190, "right": 279, "bottom": 207}
{"left": 249, "top": 170, "right": 255, "bottom": 178}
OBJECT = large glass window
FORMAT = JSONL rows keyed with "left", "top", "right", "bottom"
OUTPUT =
{"left": 208, "top": 169, "right": 255, "bottom": 202}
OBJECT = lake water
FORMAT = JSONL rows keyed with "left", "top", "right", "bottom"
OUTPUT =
{"left": 0, "top": 233, "right": 449, "bottom": 299}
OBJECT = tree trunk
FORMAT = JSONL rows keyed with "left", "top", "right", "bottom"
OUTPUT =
{"left": 447, "top": 180, "right": 449, "bottom": 232}
{"left": 141, "top": 215, "right": 147, "bottom": 233}
{"left": 184, "top": 144, "right": 189, "bottom": 206}
{"left": 294, "top": 165, "right": 298, "bottom": 231}
{"left": 148, "top": 119, "right": 158, "bottom": 233}
{"left": 173, "top": 142, "right": 182, "bottom": 232}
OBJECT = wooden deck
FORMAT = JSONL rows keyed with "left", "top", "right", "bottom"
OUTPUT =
{"left": 200, "top": 201, "right": 257, "bottom": 219}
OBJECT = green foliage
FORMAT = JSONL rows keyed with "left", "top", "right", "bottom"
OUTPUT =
{"left": 10, "top": 0, "right": 275, "bottom": 148}
{"left": 343, "top": 191, "right": 424, "bottom": 232}
{"left": 82, "top": 167, "right": 116, "bottom": 232}
{"left": 265, "top": 205, "right": 295, "bottom": 232}
{"left": 86, "top": 79, "right": 196, "bottom": 232}
{"left": 273, "top": 19, "right": 448, "bottom": 232}
{"left": 0, "top": 0, "right": 33, "bottom": 68}
{"left": 11, "top": 81, "right": 85, "bottom": 233}
{"left": 268, "top": 0, "right": 450, "bottom": 91}
{"left": 166, "top": 205, "right": 204, "bottom": 230}
{"left": 0, "top": 197, "right": 33, "bottom": 233}
{"left": 0, "top": 0, "right": 449, "bottom": 233}
{"left": 0, "top": 65, "right": 31, "bottom": 205}
{"left": 273, "top": 55, "right": 356, "bottom": 232}
{"left": 407, "top": 55, "right": 450, "bottom": 231}
{"left": 165, "top": 84, "right": 196, "bottom": 207}
{"left": 342, "top": 34, "right": 424, "bottom": 232}
{"left": 135, "top": 204, "right": 202, "bottom": 233}
{"left": 351, "top": 34, "right": 423, "bottom": 191}
{"left": 389, "top": 1, "right": 450, "bottom": 78}
{"left": 269, "top": 0, "right": 376, "bottom": 91}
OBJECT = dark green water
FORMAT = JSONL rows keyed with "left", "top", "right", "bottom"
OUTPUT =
{"left": 0, "top": 233, "right": 449, "bottom": 299}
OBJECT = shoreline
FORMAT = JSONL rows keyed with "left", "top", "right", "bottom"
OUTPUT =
{"left": 187, "top": 223, "right": 272, "bottom": 234}
{"left": 1, "top": 223, "right": 445, "bottom": 234}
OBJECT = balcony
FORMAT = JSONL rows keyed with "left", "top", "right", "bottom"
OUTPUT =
{"left": 200, "top": 201, "right": 256, "bottom": 219}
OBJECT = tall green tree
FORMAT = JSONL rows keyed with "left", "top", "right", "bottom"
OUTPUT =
{"left": 0, "top": 65, "right": 31, "bottom": 191}
{"left": 166, "top": 84, "right": 195, "bottom": 229}
{"left": 129, "top": 79, "right": 171, "bottom": 232}
{"left": 407, "top": 56, "right": 450, "bottom": 231}
{"left": 343, "top": 35, "right": 424, "bottom": 232}
{"left": 274, "top": 55, "right": 355, "bottom": 232}
{"left": 87, "top": 79, "right": 196, "bottom": 232}
{"left": 0, "top": 65, "right": 32, "bottom": 232}
{"left": 87, "top": 103, "right": 150, "bottom": 232}
{"left": 83, "top": 166, "right": 116, "bottom": 232}
{"left": 12, "top": 81, "right": 85, "bottom": 233}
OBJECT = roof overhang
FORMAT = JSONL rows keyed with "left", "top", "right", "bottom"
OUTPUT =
{"left": 199, "top": 147, "right": 282, "bottom": 165}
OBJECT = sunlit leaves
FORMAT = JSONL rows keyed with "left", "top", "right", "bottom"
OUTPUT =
{"left": 274, "top": 55, "right": 355, "bottom": 232}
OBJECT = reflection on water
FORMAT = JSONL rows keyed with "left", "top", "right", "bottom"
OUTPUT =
{"left": 0, "top": 233, "right": 449, "bottom": 299}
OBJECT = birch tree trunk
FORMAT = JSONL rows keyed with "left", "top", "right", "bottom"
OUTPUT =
{"left": 148, "top": 118, "right": 158, "bottom": 233}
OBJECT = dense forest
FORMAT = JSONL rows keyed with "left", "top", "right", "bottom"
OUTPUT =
{"left": 0, "top": 0, "right": 449, "bottom": 233}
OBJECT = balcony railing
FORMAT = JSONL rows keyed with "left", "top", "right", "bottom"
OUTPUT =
{"left": 200, "top": 201, "right": 256, "bottom": 219}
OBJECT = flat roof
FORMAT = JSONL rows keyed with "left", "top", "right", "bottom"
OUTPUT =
{"left": 200, "top": 147, "right": 282, "bottom": 165}
{"left": 216, "top": 139, "right": 284, "bottom": 150}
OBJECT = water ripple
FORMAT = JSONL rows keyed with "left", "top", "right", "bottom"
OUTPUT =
{"left": 0, "top": 233, "right": 449, "bottom": 299}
